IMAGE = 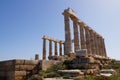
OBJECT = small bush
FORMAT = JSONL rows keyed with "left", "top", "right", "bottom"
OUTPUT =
{"left": 28, "top": 75, "right": 42, "bottom": 80}
{"left": 46, "top": 72, "right": 61, "bottom": 78}
{"left": 63, "top": 74, "right": 70, "bottom": 79}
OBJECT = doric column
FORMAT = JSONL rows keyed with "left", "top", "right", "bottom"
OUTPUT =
{"left": 63, "top": 15, "right": 73, "bottom": 55}
{"left": 42, "top": 36, "right": 46, "bottom": 60}
{"left": 73, "top": 19, "right": 80, "bottom": 52}
{"left": 102, "top": 38, "right": 107, "bottom": 57}
{"left": 97, "top": 35, "right": 102, "bottom": 56}
{"left": 99, "top": 37, "right": 104, "bottom": 56}
{"left": 49, "top": 40, "right": 52, "bottom": 57}
{"left": 79, "top": 23, "right": 86, "bottom": 49}
{"left": 35, "top": 54, "right": 39, "bottom": 60}
{"left": 54, "top": 41, "right": 58, "bottom": 56}
{"left": 59, "top": 41, "right": 63, "bottom": 56}
{"left": 89, "top": 30, "right": 95, "bottom": 55}
{"left": 94, "top": 33, "right": 99, "bottom": 55}
{"left": 84, "top": 26, "right": 91, "bottom": 54}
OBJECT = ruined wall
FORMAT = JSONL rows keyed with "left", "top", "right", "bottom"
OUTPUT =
{"left": 0, "top": 59, "right": 60, "bottom": 80}
{"left": 0, "top": 59, "right": 39, "bottom": 80}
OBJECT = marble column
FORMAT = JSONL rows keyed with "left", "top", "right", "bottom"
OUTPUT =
{"left": 94, "top": 33, "right": 99, "bottom": 55}
{"left": 102, "top": 38, "right": 107, "bottom": 57}
{"left": 79, "top": 23, "right": 86, "bottom": 49}
{"left": 100, "top": 37, "right": 104, "bottom": 56}
{"left": 54, "top": 41, "right": 58, "bottom": 56}
{"left": 63, "top": 15, "right": 73, "bottom": 55}
{"left": 42, "top": 37, "right": 46, "bottom": 60}
{"left": 97, "top": 35, "right": 102, "bottom": 56}
{"left": 73, "top": 19, "right": 80, "bottom": 52}
{"left": 89, "top": 30, "right": 95, "bottom": 55}
{"left": 49, "top": 40, "right": 52, "bottom": 57}
{"left": 35, "top": 54, "right": 39, "bottom": 60}
{"left": 59, "top": 41, "right": 63, "bottom": 56}
{"left": 84, "top": 27, "right": 91, "bottom": 54}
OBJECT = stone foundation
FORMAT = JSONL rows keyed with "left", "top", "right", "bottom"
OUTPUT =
{"left": 0, "top": 59, "right": 60, "bottom": 80}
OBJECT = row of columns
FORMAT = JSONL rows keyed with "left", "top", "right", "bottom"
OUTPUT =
{"left": 42, "top": 36, "right": 64, "bottom": 60}
{"left": 63, "top": 8, "right": 107, "bottom": 57}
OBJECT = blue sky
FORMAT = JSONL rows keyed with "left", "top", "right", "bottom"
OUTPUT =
{"left": 0, "top": 0, "right": 120, "bottom": 61}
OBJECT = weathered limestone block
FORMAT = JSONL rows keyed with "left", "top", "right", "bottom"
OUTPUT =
{"left": 41, "top": 60, "right": 60, "bottom": 70}
{"left": 15, "top": 76, "right": 25, "bottom": 80}
{"left": 5, "top": 65, "right": 14, "bottom": 71}
{"left": 24, "top": 60, "right": 39, "bottom": 65}
{"left": 14, "top": 60, "right": 25, "bottom": 65}
{"left": 19, "top": 65, "right": 26, "bottom": 71}
{"left": 26, "top": 65, "right": 35, "bottom": 71}
{"left": 15, "top": 71, "right": 26, "bottom": 76}
{"left": 15, "top": 65, "right": 20, "bottom": 71}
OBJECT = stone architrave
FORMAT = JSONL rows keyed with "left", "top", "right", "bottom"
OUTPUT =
{"left": 73, "top": 19, "right": 80, "bottom": 52}
{"left": 54, "top": 41, "right": 58, "bottom": 56}
{"left": 63, "top": 15, "right": 73, "bottom": 55}
{"left": 79, "top": 23, "right": 86, "bottom": 49}
{"left": 84, "top": 27, "right": 91, "bottom": 54}
{"left": 42, "top": 37, "right": 46, "bottom": 60}
{"left": 49, "top": 40, "right": 52, "bottom": 57}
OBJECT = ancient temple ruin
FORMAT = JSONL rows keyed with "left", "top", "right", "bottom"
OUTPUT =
{"left": 0, "top": 8, "right": 111, "bottom": 80}
{"left": 42, "top": 8, "right": 107, "bottom": 60}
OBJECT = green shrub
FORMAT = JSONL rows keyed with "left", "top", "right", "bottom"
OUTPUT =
{"left": 63, "top": 74, "right": 70, "bottom": 79}
{"left": 46, "top": 72, "right": 61, "bottom": 78}
{"left": 39, "top": 71, "right": 46, "bottom": 77}
{"left": 28, "top": 75, "right": 42, "bottom": 80}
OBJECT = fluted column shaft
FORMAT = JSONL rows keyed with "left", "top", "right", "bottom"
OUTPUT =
{"left": 73, "top": 20, "right": 80, "bottom": 52}
{"left": 97, "top": 36, "right": 102, "bottom": 56}
{"left": 89, "top": 30, "right": 95, "bottom": 55}
{"left": 94, "top": 33, "right": 99, "bottom": 55}
{"left": 49, "top": 40, "right": 52, "bottom": 56}
{"left": 54, "top": 42, "right": 58, "bottom": 56}
{"left": 79, "top": 23, "right": 86, "bottom": 49}
{"left": 85, "top": 27, "right": 91, "bottom": 54}
{"left": 64, "top": 15, "right": 73, "bottom": 55}
{"left": 59, "top": 41, "right": 63, "bottom": 56}
{"left": 102, "top": 38, "right": 107, "bottom": 57}
{"left": 43, "top": 38, "right": 46, "bottom": 60}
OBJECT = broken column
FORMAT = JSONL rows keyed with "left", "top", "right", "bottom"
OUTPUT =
{"left": 35, "top": 54, "right": 39, "bottom": 60}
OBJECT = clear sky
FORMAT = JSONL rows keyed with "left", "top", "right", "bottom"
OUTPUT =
{"left": 0, "top": 0, "right": 120, "bottom": 61}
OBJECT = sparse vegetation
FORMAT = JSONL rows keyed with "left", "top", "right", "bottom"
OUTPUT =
{"left": 27, "top": 59, "right": 120, "bottom": 80}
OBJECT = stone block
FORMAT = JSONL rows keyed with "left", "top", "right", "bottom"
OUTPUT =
{"left": 26, "top": 65, "right": 35, "bottom": 70}
{"left": 15, "top": 71, "right": 26, "bottom": 76}
{"left": 24, "top": 60, "right": 39, "bottom": 65}
{"left": 15, "top": 76, "right": 25, "bottom": 80}
{"left": 14, "top": 60, "right": 25, "bottom": 65}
